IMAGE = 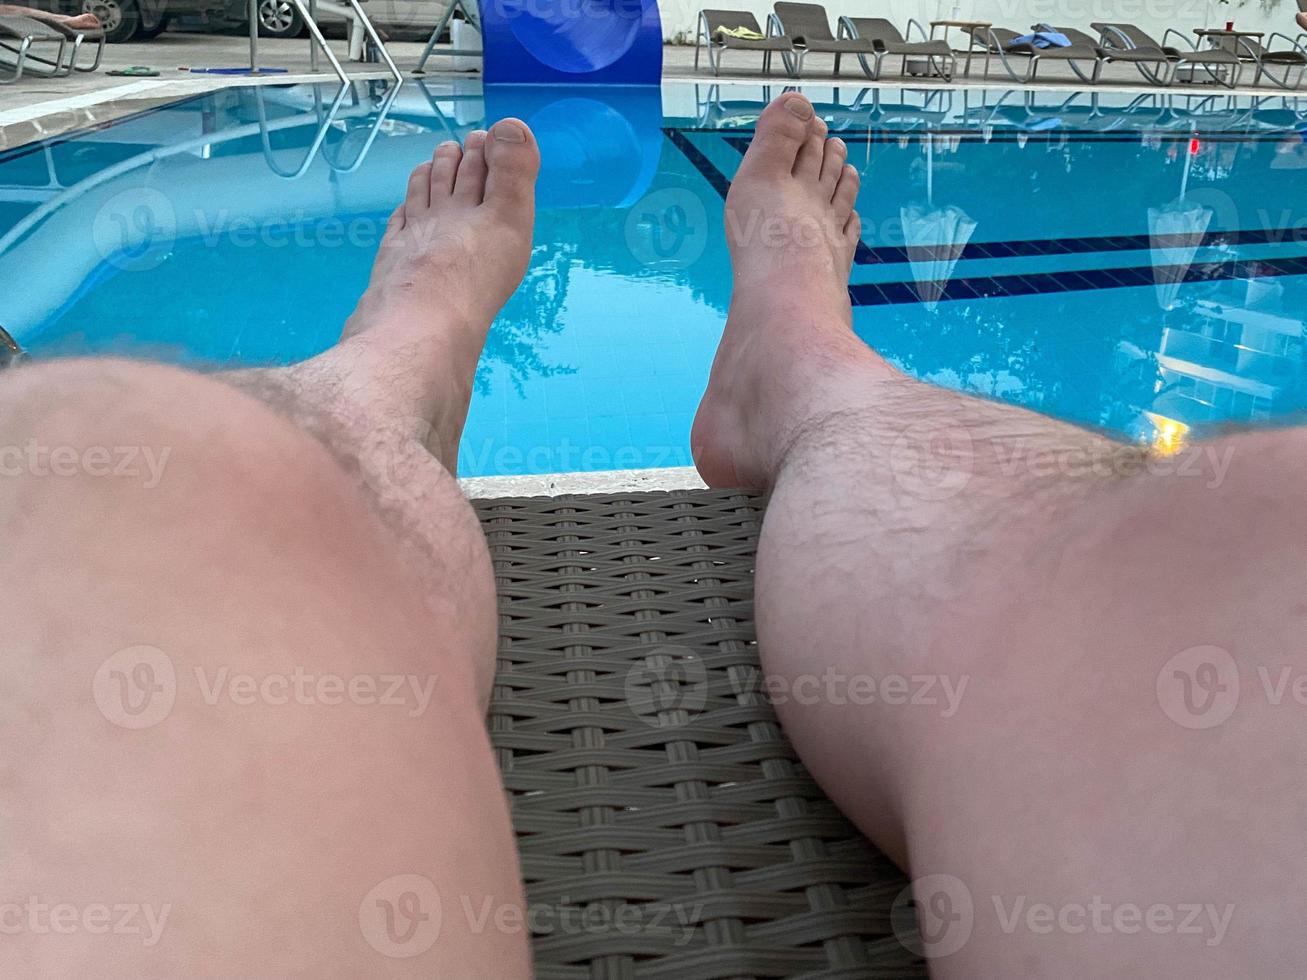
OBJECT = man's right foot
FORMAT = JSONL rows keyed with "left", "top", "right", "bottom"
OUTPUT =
{"left": 691, "top": 93, "right": 894, "bottom": 488}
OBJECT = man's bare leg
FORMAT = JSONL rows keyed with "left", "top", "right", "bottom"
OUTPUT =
{"left": 693, "top": 92, "right": 1307, "bottom": 975}
{"left": 0, "top": 121, "right": 538, "bottom": 976}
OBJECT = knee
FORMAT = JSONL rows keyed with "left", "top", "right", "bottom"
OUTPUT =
{"left": 0, "top": 358, "right": 375, "bottom": 553}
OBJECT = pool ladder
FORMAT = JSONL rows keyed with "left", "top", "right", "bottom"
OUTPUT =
{"left": 245, "top": 0, "right": 402, "bottom": 86}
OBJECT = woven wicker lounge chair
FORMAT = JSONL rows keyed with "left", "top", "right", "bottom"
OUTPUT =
{"left": 695, "top": 9, "right": 796, "bottom": 78}
{"left": 837, "top": 15, "right": 955, "bottom": 82}
{"left": 0, "top": 13, "right": 66, "bottom": 82}
{"left": 1090, "top": 21, "right": 1243, "bottom": 88}
{"left": 770, "top": 2, "right": 872, "bottom": 77}
{"left": 962, "top": 24, "right": 1107, "bottom": 84}
{"left": 475, "top": 489, "right": 925, "bottom": 976}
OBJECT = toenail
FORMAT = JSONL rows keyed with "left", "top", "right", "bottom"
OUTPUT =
{"left": 831, "top": 137, "right": 846, "bottom": 154}
{"left": 437, "top": 140, "right": 459, "bottom": 153}
{"left": 784, "top": 96, "right": 814, "bottom": 120}
{"left": 466, "top": 130, "right": 487, "bottom": 147}
{"left": 493, "top": 120, "right": 527, "bottom": 142}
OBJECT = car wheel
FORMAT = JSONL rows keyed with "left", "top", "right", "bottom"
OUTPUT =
{"left": 136, "top": 14, "right": 170, "bottom": 38}
{"left": 257, "top": 0, "right": 304, "bottom": 38}
{"left": 84, "top": 0, "right": 141, "bottom": 42}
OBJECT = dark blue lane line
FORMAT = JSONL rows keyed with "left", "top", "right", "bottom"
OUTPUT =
{"left": 662, "top": 124, "right": 1307, "bottom": 308}
{"left": 850, "top": 254, "right": 1307, "bottom": 307}
{"left": 858, "top": 226, "right": 1307, "bottom": 267}
{"left": 706, "top": 131, "right": 1307, "bottom": 267}
{"left": 661, "top": 127, "right": 732, "bottom": 200}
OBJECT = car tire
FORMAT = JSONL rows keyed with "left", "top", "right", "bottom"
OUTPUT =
{"left": 257, "top": 0, "right": 304, "bottom": 38}
{"left": 136, "top": 14, "right": 170, "bottom": 38}
{"left": 84, "top": 0, "right": 142, "bottom": 42}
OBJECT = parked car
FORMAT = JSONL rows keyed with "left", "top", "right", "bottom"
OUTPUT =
{"left": 223, "top": 0, "right": 449, "bottom": 39}
{"left": 24, "top": 0, "right": 227, "bottom": 42}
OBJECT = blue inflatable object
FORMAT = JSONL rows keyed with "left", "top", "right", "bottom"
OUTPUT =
{"left": 484, "top": 85, "right": 663, "bottom": 206}
{"left": 480, "top": 0, "right": 663, "bottom": 85}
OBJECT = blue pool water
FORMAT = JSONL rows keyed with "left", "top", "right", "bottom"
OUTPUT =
{"left": 4, "top": 82, "right": 1307, "bottom": 475}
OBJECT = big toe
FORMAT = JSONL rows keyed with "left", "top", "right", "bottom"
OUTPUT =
{"left": 484, "top": 118, "right": 540, "bottom": 219}
{"left": 737, "top": 93, "right": 820, "bottom": 181}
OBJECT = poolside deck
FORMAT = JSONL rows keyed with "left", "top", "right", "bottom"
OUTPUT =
{"left": 2, "top": 33, "right": 1298, "bottom": 145}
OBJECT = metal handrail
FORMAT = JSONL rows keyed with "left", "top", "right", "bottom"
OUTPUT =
{"left": 416, "top": 0, "right": 481, "bottom": 75}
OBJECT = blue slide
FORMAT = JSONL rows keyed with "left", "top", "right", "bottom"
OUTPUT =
{"left": 479, "top": 0, "right": 663, "bottom": 85}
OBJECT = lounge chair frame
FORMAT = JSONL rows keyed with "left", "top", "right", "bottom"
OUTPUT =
{"left": 968, "top": 25, "right": 1103, "bottom": 85}
{"left": 769, "top": 2, "right": 872, "bottom": 78}
{"left": 1092, "top": 23, "right": 1243, "bottom": 89}
{"left": 836, "top": 15, "right": 955, "bottom": 82}
{"left": 1216, "top": 32, "right": 1307, "bottom": 90}
{"left": 694, "top": 9, "right": 796, "bottom": 78}
{"left": 0, "top": 15, "right": 67, "bottom": 83}
{"left": 5, "top": 17, "right": 104, "bottom": 75}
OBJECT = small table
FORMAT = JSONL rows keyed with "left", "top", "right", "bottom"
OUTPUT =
{"left": 1192, "top": 28, "right": 1262, "bottom": 84}
{"left": 931, "top": 20, "right": 991, "bottom": 77}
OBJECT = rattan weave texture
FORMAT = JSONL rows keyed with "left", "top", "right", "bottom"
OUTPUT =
{"left": 475, "top": 489, "right": 924, "bottom": 979}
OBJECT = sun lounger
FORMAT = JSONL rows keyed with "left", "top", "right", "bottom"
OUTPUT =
{"left": 474, "top": 489, "right": 923, "bottom": 978}
{"left": 1090, "top": 22, "right": 1243, "bottom": 88}
{"left": 695, "top": 9, "right": 796, "bottom": 77}
{"left": 5, "top": 12, "right": 104, "bottom": 74}
{"left": 0, "top": 13, "right": 66, "bottom": 82}
{"left": 1203, "top": 31, "right": 1306, "bottom": 90}
{"left": 963, "top": 24, "right": 1106, "bottom": 84}
{"left": 1039, "top": 24, "right": 1220, "bottom": 89}
{"left": 770, "top": 2, "right": 872, "bottom": 77}
{"left": 43, "top": 15, "right": 104, "bottom": 73}
{"left": 836, "top": 15, "right": 955, "bottom": 82}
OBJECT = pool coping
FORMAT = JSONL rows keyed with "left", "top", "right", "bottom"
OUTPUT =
{"left": 460, "top": 466, "right": 706, "bottom": 498}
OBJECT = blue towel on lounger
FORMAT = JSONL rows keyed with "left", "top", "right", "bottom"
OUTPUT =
{"left": 1010, "top": 31, "right": 1071, "bottom": 49}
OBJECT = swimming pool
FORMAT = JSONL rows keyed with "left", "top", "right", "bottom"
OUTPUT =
{"left": 3, "top": 81, "right": 1307, "bottom": 476}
